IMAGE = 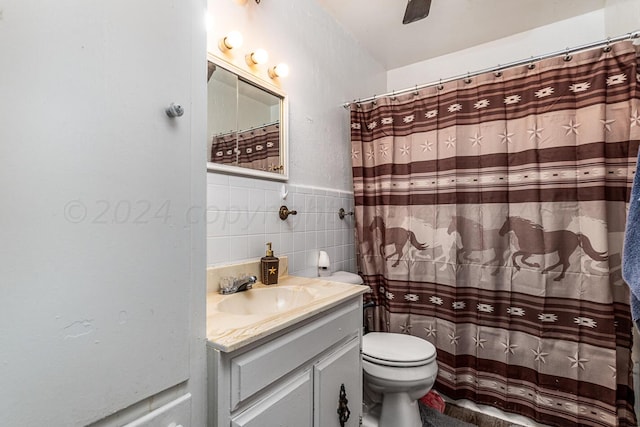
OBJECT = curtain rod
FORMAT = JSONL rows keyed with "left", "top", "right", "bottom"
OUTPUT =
{"left": 343, "top": 30, "right": 640, "bottom": 108}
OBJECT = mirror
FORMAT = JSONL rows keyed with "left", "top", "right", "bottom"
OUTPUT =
{"left": 207, "top": 54, "right": 288, "bottom": 181}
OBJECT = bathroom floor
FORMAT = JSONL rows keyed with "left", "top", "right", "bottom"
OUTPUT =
{"left": 441, "top": 403, "right": 525, "bottom": 427}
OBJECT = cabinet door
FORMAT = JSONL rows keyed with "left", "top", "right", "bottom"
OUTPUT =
{"left": 123, "top": 394, "right": 191, "bottom": 427}
{"left": 231, "top": 369, "right": 313, "bottom": 427}
{"left": 314, "top": 338, "right": 362, "bottom": 427}
{"left": 0, "top": 1, "right": 199, "bottom": 425}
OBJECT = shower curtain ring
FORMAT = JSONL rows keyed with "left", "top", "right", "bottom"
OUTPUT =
{"left": 391, "top": 90, "right": 396, "bottom": 101}
{"left": 563, "top": 49, "right": 572, "bottom": 62}
{"left": 464, "top": 73, "right": 472, "bottom": 84}
{"left": 494, "top": 67, "right": 502, "bottom": 78}
{"left": 372, "top": 95, "right": 377, "bottom": 105}
{"left": 437, "top": 79, "right": 443, "bottom": 91}
{"left": 603, "top": 38, "right": 612, "bottom": 52}
{"left": 413, "top": 85, "right": 419, "bottom": 96}
{"left": 527, "top": 57, "right": 536, "bottom": 70}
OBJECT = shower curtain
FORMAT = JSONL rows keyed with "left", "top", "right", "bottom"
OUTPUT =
{"left": 210, "top": 122, "right": 280, "bottom": 171}
{"left": 350, "top": 42, "right": 639, "bottom": 426}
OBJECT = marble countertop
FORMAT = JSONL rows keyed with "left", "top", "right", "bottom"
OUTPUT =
{"left": 206, "top": 275, "right": 369, "bottom": 352}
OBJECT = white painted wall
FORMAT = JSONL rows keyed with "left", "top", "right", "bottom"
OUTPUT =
{"left": 205, "top": 0, "right": 386, "bottom": 275}
{"left": 605, "top": 0, "right": 640, "bottom": 35}
{"left": 387, "top": 1, "right": 640, "bottom": 92}
{"left": 387, "top": 9, "right": 608, "bottom": 91}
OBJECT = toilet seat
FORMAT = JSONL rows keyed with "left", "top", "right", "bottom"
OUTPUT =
{"left": 363, "top": 332, "right": 436, "bottom": 367}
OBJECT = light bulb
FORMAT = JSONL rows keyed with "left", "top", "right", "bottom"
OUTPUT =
{"left": 246, "top": 48, "right": 269, "bottom": 65}
{"left": 269, "top": 63, "right": 290, "bottom": 79}
{"left": 219, "top": 31, "right": 243, "bottom": 51}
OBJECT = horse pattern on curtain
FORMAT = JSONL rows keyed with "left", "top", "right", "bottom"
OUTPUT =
{"left": 350, "top": 42, "right": 639, "bottom": 426}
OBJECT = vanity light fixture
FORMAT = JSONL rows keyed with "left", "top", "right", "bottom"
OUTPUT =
{"left": 246, "top": 48, "right": 269, "bottom": 66}
{"left": 218, "top": 31, "right": 243, "bottom": 52}
{"left": 268, "top": 63, "right": 289, "bottom": 79}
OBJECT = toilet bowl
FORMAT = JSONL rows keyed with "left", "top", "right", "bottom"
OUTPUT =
{"left": 320, "top": 270, "right": 439, "bottom": 427}
{"left": 362, "top": 332, "right": 438, "bottom": 427}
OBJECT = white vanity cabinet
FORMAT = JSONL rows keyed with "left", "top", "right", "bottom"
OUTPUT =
{"left": 208, "top": 297, "right": 363, "bottom": 427}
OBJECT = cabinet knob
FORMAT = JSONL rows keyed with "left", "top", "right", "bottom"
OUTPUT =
{"left": 165, "top": 102, "right": 184, "bottom": 118}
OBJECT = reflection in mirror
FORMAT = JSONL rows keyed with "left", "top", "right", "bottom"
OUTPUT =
{"left": 207, "top": 55, "right": 288, "bottom": 181}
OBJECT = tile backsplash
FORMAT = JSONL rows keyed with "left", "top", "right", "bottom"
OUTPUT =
{"left": 206, "top": 173, "right": 356, "bottom": 277}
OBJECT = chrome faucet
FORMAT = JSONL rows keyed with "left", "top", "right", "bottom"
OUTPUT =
{"left": 219, "top": 275, "right": 257, "bottom": 295}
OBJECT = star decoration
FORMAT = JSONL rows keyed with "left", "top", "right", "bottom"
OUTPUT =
{"left": 562, "top": 119, "right": 581, "bottom": 135}
{"left": 535, "top": 87, "right": 554, "bottom": 98}
{"left": 527, "top": 124, "right": 544, "bottom": 141}
{"left": 469, "top": 132, "right": 483, "bottom": 147}
{"left": 568, "top": 351, "right": 589, "bottom": 370}
{"left": 448, "top": 103, "right": 462, "bottom": 113}
{"left": 381, "top": 117, "right": 393, "bottom": 125}
{"left": 531, "top": 344, "right": 549, "bottom": 363}
{"left": 403, "top": 115, "right": 415, "bottom": 123}
{"left": 538, "top": 313, "right": 558, "bottom": 322}
{"left": 474, "top": 99, "right": 490, "bottom": 109}
{"left": 499, "top": 131, "right": 514, "bottom": 144}
{"left": 420, "top": 141, "right": 433, "bottom": 152}
{"left": 569, "top": 82, "right": 591, "bottom": 93}
{"left": 351, "top": 148, "right": 360, "bottom": 159}
{"left": 477, "top": 303, "right": 494, "bottom": 313}
{"left": 574, "top": 317, "right": 597, "bottom": 328}
{"left": 503, "top": 94, "right": 522, "bottom": 105}
{"left": 367, "top": 121, "right": 377, "bottom": 130}
{"left": 379, "top": 144, "right": 389, "bottom": 158}
{"left": 501, "top": 338, "right": 518, "bottom": 354}
{"left": 404, "top": 293, "right": 419, "bottom": 302}
{"left": 606, "top": 73, "right": 627, "bottom": 86}
{"left": 268, "top": 266, "right": 277, "bottom": 275}
{"left": 366, "top": 149, "right": 375, "bottom": 160}
{"left": 399, "top": 144, "right": 410, "bottom": 156}
{"left": 429, "top": 296, "right": 444, "bottom": 305}
{"left": 400, "top": 322, "right": 412, "bottom": 334}
{"left": 631, "top": 110, "right": 640, "bottom": 127}
{"left": 448, "top": 332, "right": 460, "bottom": 346}
{"left": 425, "top": 110, "right": 438, "bottom": 119}
{"left": 424, "top": 324, "right": 437, "bottom": 337}
{"left": 445, "top": 136, "right": 456, "bottom": 149}
{"left": 608, "top": 365, "right": 617, "bottom": 378}
{"left": 473, "top": 331, "right": 487, "bottom": 349}
{"left": 600, "top": 119, "right": 615, "bottom": 132}
{"left": 452, "top": 301, "right": 466, "bottom": 310}
{"left": 351, "top": 123, "right": 361, "bottom": 130}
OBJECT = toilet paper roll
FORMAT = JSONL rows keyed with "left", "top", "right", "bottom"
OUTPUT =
{"left": 318, "top": 250, "right": 330, "bottom": 268}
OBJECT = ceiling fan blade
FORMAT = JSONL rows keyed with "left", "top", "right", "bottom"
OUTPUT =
{"left": 403, "top": 0, "right": 432, "bottom": 25}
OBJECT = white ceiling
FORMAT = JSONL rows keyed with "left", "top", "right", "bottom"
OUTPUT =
{"left": 315, "top": 0, "right": 606, "bottom": 70}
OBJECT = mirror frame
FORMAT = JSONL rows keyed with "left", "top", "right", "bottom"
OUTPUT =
{"left": 206, "top": 53, "right": 289, "bottom": 182}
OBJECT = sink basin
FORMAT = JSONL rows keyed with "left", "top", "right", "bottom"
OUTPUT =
{"left": 216, "top": 286, "right": 316, "bottom": 315}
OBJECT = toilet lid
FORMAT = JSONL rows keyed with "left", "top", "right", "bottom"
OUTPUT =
{"left": 362, "top": 332, "right": 436, "bottom": 367}
{"left": 327, "top": 271, "right": 364, "bottom": 285}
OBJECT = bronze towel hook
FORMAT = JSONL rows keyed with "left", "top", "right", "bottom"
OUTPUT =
{"left": 279, "top": 205, "right": 298, "bottom": 220}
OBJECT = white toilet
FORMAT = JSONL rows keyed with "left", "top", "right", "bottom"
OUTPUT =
{"left": 321, "top": 269, "right": 439, "bottom": 427}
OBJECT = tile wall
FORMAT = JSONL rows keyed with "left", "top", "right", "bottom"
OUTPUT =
{"left": 206, "top": 173, "right": 357, "bottom": 277}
